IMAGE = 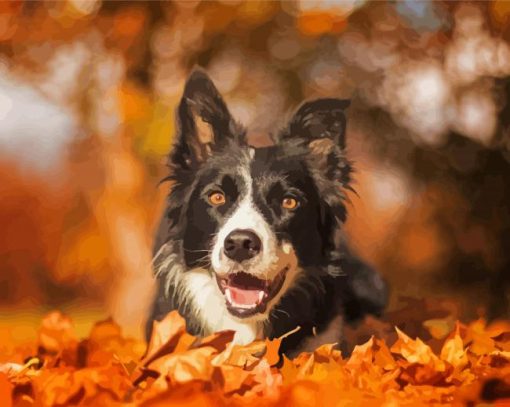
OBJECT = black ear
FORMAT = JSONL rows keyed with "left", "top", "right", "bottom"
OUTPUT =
{"left": 171, "top": 69, "right": 241, "bottom": 170}
{"left": 282, "top": 98, "right": 351, "bottom": 183}
{"left": 286, "top": 98, "right": 350, "bottom": 148}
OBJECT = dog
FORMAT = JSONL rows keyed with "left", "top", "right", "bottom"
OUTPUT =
{"left": 147, "top": 69, "right": 388, "bottom": 355}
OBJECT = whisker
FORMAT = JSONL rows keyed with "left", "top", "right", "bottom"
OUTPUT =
{"left": 192, "top": 254, "right": 212, "bottom": 264}
{"left": 183, "top": 248, "right": 212, "bottom": 253}
{"left": 272, "top": 307, "right": 290, "bottom": 318}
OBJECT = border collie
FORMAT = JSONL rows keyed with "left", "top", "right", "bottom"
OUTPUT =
{"left": 147, "top": 69, "right": 387, "bottom": 355}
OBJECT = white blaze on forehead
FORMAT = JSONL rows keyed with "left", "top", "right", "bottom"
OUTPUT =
{"left": 211, "top": 165, "right": 300, "bottom": 282}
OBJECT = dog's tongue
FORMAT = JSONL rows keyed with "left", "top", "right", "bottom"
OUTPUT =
{"left": 228, "top": 287, "right": 262, "bottom": 305}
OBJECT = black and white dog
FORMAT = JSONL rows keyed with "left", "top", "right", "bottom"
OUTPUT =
{"left": 147, "top": 70, "right": 387, "bottom": 355}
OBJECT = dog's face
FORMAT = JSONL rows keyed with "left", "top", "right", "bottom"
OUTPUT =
{"left": 165, "top": 70, "right": 351, "bottom": 322}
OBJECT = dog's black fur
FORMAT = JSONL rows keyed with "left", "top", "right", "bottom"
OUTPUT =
{"left": 147, "top": 69, "right": 388, "bottom": 355}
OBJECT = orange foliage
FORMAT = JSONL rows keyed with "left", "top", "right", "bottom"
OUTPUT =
{"left": 1, "top": 311, "right": 510, "bottom": 406}
{"left": 297, "top": 12, "right": 347, "bottom": 36}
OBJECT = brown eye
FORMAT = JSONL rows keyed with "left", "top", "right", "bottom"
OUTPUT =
{"left": 282, "top": 197, "right": 298, "bottom": 210}
{"left": 208, "top": 191, "right": 226, "bottom": 206}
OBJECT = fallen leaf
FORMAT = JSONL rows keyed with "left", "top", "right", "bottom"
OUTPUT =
{"left": 191, "top": 330, "right": 234, "bottom": 353}
{"left": 0, "top": 363, "right": 24, "bottom": 377}
{"left": 264, "top": 326, "right": 301, "bottom": 366}
{"left": 214, "top": 364, "right": 251, "bottom": 394}
{"left": 37, "top": 311, "right": 77, "bottom": 354}
{"left": 217, "top": 341, "right": 266, "bottom": 369}
{"left": 142, "top": 311, "right": 186, "bottom": 366}
{"left": 465, "top": 319, "right": 496, "bottom": 356}
{"left": 0, "top": 373, "right": 13, "bottom": 407}
{"left": 346, "top": 336, "right": 374, "bottom": 369}
{"left": 373, "top": 338, "right": 397, "bottom": 371}
{"left": 279, "top": 355, "right": 298, "bottom": 385}
{"left": 392, "top": 327, "right": 446, "bottom": 370}
{"left": 1, "top": 310, "right": 510, "bottom": 406}
{"left": 440, "top": 323, "right": 468, "bottom": 370}
{"left": 148, "top": 347, "right": 217, "bottom": 385}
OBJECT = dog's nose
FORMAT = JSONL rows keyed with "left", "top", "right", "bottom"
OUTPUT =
{"left": 223, "top": 229, "right": 262, "bottom": 263}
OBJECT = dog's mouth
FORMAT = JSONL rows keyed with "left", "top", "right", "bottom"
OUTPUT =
{"left": 215, "top": 267, "right": 289, "bottom": 318}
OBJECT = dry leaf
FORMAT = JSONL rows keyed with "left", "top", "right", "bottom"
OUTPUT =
{"left": 0, "top": 373, "right": 13, "bottom": 407}
{"left": 142, "top": 311, "right": 186, "bottom": 365}
{"left": 346, "top": 336, "right": 374, "bottom": 369}
{"left": 465, "top": 319, "right": 496, "bottom": 356}
{"left": 148, "top": 347, "right": 217, "bottom": 385}
{"left": 392, "top": 327, "right": 446, "bottom": 370}
{"left": 219, "top": 341, "right": 266, "bottom": 369}
{"left": 37, "top": 311, "right": 77, "bottom": 354}
{"left": 191, "top": 330, "right": 235, "bottom": 353}
{"left": 264, "top": 326, "right": 301, "bottom": 366}
{"left": 1, "top": 310, "right": 510, "bottom": 405}
{"left": 440, "top": 323, "right": 468, "bottom": 370}
{"left": 215, "top": 364, "right": 251, "bottom": 394}
{"left": 313, "top": 343, "right": 342, "bottom": 363}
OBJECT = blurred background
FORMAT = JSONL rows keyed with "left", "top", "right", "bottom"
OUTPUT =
{"left": 1, "top": 0, "right": 510, "bottom": 341}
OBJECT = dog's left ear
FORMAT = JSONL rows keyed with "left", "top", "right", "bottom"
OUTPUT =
{"left": 282, "top": 98, "right": 351, "bottom": 181}
{"left": 286, "top": 98, "right": 350, "bottom": 148}
{"left": 171, "top": 69, "right": 241, "bottom": 170}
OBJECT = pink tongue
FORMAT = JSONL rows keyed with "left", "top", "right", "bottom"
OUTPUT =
{"left": 229, "top": 287, "right": 262, "bottom": 305}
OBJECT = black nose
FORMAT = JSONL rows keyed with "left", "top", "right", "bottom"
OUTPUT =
{"left": 223, "top": 229, "right": 262, "bottom": 263}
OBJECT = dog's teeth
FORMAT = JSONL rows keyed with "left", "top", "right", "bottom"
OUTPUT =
{"left": 225, "top": 289, "right": 233, "bottom": 304}
{"left": 238, "top": 303, "right": 256, "bottom": 309}
{"left": 258, "top": 291, "right": 264, "bottom": 303}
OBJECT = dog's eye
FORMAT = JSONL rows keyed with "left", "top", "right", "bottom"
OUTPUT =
{"left": 208, "top": 191, "right": 226, "bottom": 206}
{"left": 282, "top": 197, "right": 299, "bottom": 210}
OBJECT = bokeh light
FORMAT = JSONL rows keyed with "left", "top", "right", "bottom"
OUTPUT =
{"left": 1, "top": 0, "right": 509, "bottom": 340}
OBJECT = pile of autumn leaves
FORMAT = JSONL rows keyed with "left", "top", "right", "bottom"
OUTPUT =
{"left": 1, "top": 311, "right": 510, "bottom": 406}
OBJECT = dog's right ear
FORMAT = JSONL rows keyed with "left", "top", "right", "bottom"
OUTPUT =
{"left": 170, "top": 69, "right": 240, "bottom": 170}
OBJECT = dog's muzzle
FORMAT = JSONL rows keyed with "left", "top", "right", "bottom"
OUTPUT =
{"left": 215, "top": 229, "right": 291, "bottom": 318}
{"left": 215, "top": 268, "right": 289, "bottom": 318}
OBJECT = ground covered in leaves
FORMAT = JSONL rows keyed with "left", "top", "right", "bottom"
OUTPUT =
{"left": 1, "top": 310, "right": 510, "bottom": 406}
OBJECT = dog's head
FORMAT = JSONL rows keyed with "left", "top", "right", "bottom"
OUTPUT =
{"left": 163, "top": 70, "right": 351, "bottom": 321}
